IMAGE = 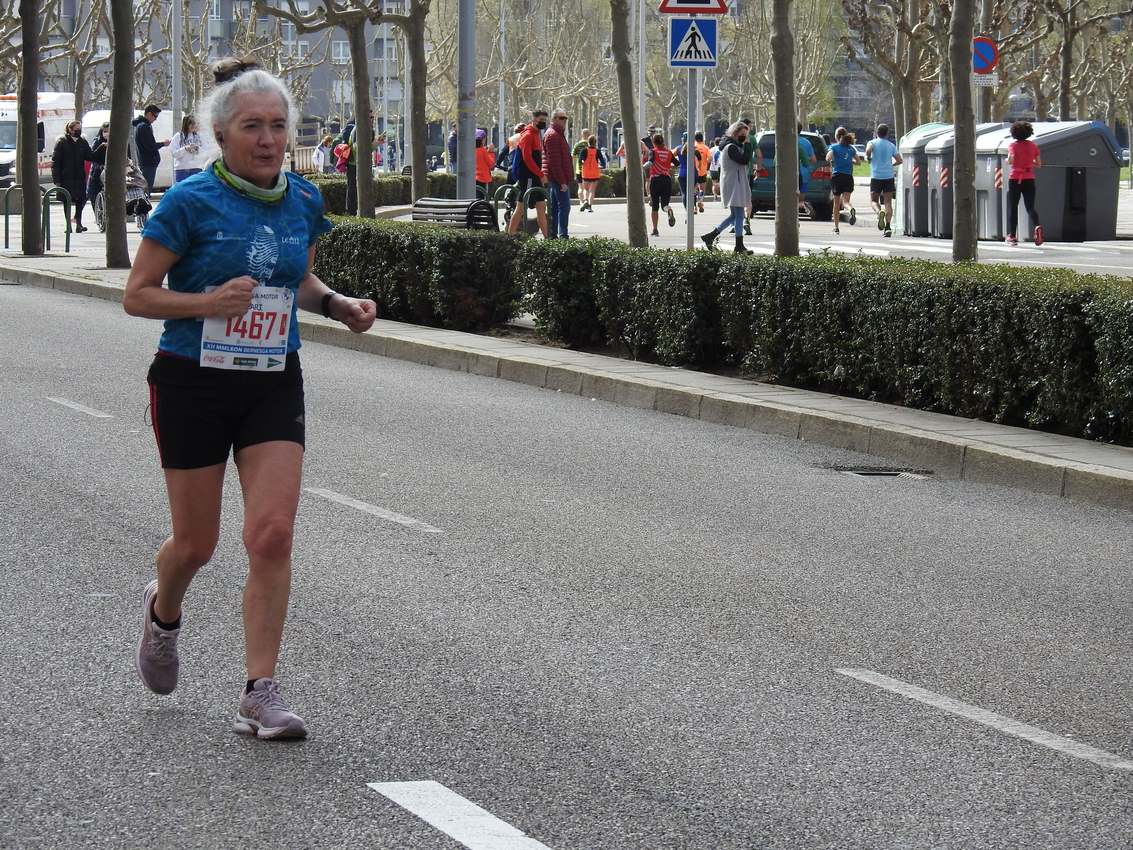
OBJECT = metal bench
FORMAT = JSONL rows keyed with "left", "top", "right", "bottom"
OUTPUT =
{"left": 410, "top": 197, "right": 498, "bottom": 230}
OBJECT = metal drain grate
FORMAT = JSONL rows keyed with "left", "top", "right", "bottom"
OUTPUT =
{"left": 833, "top": 466, "right": 931, "bottom": 480}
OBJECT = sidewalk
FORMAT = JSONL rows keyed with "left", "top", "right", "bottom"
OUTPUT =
{"left": 4, "top": 248, "right": 1133, "bottom": 511}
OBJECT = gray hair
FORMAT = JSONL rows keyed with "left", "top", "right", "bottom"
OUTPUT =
{"left": 726, "top": 121, "right": 747, "bottom": 138}
{"left": 196, "top": 64, "right": 298, "bottom": 155}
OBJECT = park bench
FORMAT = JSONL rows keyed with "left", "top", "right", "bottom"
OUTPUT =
{"left": 410, "top": 197, "right": 498, "bottom": 230}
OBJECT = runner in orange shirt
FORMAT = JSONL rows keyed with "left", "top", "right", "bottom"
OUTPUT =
{"left": 694, "top": 131, "right": 711, "bottom": 212}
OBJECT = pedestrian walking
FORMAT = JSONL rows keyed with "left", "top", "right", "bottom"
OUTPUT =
{"left": 677, "top": 132, "right": 700, "bottom": 217}
{"left": 644, "top": 132, "right": 678, "bottom": 236}
{"left": 708, "top": 137, "right": 723, "bottom": 197}
{"left": 694, "top": 131, "right": 710, "bottom": 212}
{"left": 507, "top": 109, "right": 549, "bottom": 238}
{"left": 132, "top": 104, "right": 170, "bottom": 195}
{"left": 87, "top": 123, "right": 109, "bottom": 211}
{"left": 740, "top": 118, "right": 756, "bottom": 234}
{"left": 865, "top": 123, "right": 901, "bottom": 237}
{"left": 446, "top": 124, "right": 458, "bottom": 172}
{"left": 700, "top": 121, "right": 753, "bottom": 254}
{"left": 170, "top": 115, "right": 207, "bottom": 184}
{"left": 572, "top": 128, "right": 590, "bottom": 184}
{"left": 122, "top": 56, "right": 377, "bottom": 741}
{"left": 1005, "top": 120, "right": 1043, "bottom": 246}
{"left": 578, "top": 134, "right": 605, "bottom": 211}
{"left": 827, "top": 131, "right": 859, "bottom": 234}
{"left": 475, "top": 130, "right": 494, "bottom": 198}
{"left": 51, "top": 119, "right": 93, "bottom": 232}
{"left": 312, "top": 134, "right": 335, "bottom": 174}
{"left": 542, "top": 109, "right": 573, "bottom": 239}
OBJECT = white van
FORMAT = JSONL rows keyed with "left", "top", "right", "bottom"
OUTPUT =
{"left": 0, "top": 91, "right": 75, "bottom": 187}
{"left": 82, "top": 108, "right": 174, "bottom": 191}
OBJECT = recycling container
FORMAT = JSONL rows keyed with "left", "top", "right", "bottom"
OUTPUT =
{"left": 997, "top": 120, "right": 1121, "bottom": 242}
{"left": 974, "top": 126, "right": 1015, "bottom": 240}
{"left": 898, "top": 123, "right": 949, "bottom": 237}
{"left": 926, "top": 123, "right": 1008, "bottom": 239}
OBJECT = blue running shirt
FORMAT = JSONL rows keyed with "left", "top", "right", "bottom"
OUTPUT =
{"left": 142, "top": 169, "right": 333, "bottom": 359}
{"left": 830, "top": 142, "right": 856, "bottom": 174}
{"left": 869, "top": 138, "right": 897, "bottom": 180}
{"left": 797, "top": 136, "right": 815, "bottom": 178}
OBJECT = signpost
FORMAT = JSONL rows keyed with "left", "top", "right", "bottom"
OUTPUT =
{"left": 661, "top": 1, "right": 722, "bottom": 250}
{"left": 971, "top": 36, "right": 999, "bottom": 113}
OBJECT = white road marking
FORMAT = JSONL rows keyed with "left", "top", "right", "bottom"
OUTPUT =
{"left": 840, "top": 239, "right": 954, "bottom": 255}
{"left": 45, "top": 397, "right": 112, "bottom": 418}
{"left": 1083, "top": 241, "right": 1133, "bottom": 251}
{"left": 800, "top": 241, "right": 890, "bottom": 257}
{"left": 304, "top": 487, "right": 443, "bottom": 534}
{"left": 982, "top": 257, "right": 1133, "bottom": 273}
{"left": 368, "top": 781, "right": 554, "bottom": 850}
{"left": 837, "top": 668, "right": 1133, "bottom": 771}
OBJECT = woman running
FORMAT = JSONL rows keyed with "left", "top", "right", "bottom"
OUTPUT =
{"left": 644, "top": 132, "right": 677, "bottom": 236}
{"left": 578, "top": 134, "right": 605, "bottom": 211}
{"left": 827, "top": 130, "right": 859, "bottom": 234}
{"left": 123, "top": 57, "right": 377, "bottom": 741}
{"left": 1006, "top": 120, "right": 1043, "bottom": 246}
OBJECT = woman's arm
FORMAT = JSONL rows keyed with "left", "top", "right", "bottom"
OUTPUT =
{"left": 296, "top": 245, "right": 377, "bottom": 334}
{"left": 123, "top": 238, "right": 254, "bottom": 320}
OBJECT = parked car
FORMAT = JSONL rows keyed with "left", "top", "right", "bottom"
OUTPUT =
{"left": 1122, "top": 147, "right": 1130, "bottom": 165}
{"left": 853, "top": 143, "right": 867, "bottom": 157}
{"left": 750, "top": 130, "right": 833, "bottom": 220}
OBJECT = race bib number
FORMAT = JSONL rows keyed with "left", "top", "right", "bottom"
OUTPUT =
{"left": 200, "top": 286, "right": 293, "bottom": 371}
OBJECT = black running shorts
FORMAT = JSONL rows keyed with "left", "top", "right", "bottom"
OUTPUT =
{"left": 649, "top": 175, "right": 673, "bottom": 211}
{"left": 695, "top": 174, "right": 707, "bottom": 185}
{"left": 516, "top": 172, "right": 545, "bottom": 202}
{"left": 147, "top": 351, "right": 305, "bottom": 470}
{"left": 831, "top": 172, "right": 854, "bottom": 196}
{"left": 870, "top": 178, "right": 896, "bottom": 196}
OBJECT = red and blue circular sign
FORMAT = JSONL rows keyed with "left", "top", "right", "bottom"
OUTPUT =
{"left": 972, "top": 37, "right": 999, "bottom": 74}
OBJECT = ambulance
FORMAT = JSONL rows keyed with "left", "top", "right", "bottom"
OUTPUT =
{"left": 81, "top": 108, "right": 174, "bottom": 190}
{"left": 0, "top": 91, "right": 75, "bottom": 187}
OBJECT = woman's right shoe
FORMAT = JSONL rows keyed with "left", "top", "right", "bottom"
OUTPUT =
{"left": 1006, "top": 235, "right": 1018, "bottom": 246}
{"left": 1033, "top": 225, "right": 1044, "bottom": 246}
{"left": 734, "top": 240, "right": 753, "bottom": 255}
{"left": 701, "top": 231, "right": 718, "bottom": 250}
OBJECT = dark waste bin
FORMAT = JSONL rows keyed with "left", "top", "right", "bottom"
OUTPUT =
{"left": 974, "top": 126, "right": 1015, "bottom": 241}
{"left": 997, "top": 120, "right": 1121, "bottom": 243}
{"left": 897, "top": 123, "right": 949, "bottom": 237}
{"left": 926, "top": 123, "right": 1008, "bottom": 239}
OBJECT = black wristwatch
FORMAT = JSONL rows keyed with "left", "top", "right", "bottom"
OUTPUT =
{"left": 321, "top": 291, "right": 338, "bottom": 318}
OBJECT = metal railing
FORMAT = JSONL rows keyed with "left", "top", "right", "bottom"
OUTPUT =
{"left": 2, "top": 184, "right": 72, "bottom": 253}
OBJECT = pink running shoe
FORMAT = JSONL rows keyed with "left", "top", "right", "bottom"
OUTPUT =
{"left": 1005, "top": 235, "right": 1018, "bottom": 246}
{"left": 234, "top": 679, "right": 308, "bottom": 740}
{"left": 1033, "top": 225, "right": 1044, "bottom": 246}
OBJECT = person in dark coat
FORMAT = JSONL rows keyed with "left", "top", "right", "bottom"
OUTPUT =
{"left": 51, "top": 120, "right": 93, "bottom": 232}
{"left": 132, "top": 103, "right": 169, "bottom": 194}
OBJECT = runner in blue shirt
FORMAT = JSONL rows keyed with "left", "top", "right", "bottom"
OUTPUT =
{"left": 865, "top": 123, "right": 902, "bottom": 236}
{"left": 826, "top": 129, "right": 860, "bottom": 234}
{"left": 796, "top": 122, "right": 817, "bottom": 217}
{"left": 123, "top": 57, "right": 377, "bottom": 741}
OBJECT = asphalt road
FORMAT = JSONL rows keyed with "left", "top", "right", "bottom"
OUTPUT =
{"left": 3, "top": 283, "right": 1133, "bottom": 849}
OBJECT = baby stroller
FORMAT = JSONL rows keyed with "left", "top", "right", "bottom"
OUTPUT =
{"left": 91, "top": 158, "right": 153, "bottom": 232}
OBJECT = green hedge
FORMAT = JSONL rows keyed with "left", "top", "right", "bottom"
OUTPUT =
{"left": 311, "top": 218, "right": 1133, "bottom": 443}
{"left": 313, "top": 217, "right": 524, "bottom": 332}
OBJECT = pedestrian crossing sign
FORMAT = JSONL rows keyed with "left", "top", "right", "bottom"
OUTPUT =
{"left": 669, "top": 18, "right": 717, "bottom": 68}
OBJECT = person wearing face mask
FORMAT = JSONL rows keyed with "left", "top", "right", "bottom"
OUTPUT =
{"left": 507, "top": 109, "right": 549, "bottom": 238}
{"left": 51, "top": 120, "right": 94, "bottom": 233}
{"left": 700, "top": 121, "right": 753, "bottom": 254}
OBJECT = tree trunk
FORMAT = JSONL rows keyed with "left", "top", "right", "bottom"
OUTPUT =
{"left": 75, "top": 64, "right": 87, "bottom": 119}
{"left": 1058, "top": 17, "right": 1073, "bottom": 119}
{"left": 106, "top": 0, "right": 134, "bottom": 269}
{"left": 347, "top": 20, "right": 375, "bottom": 217}
{"left": 610, "top": 0, "right": 647, "bottom": 248}
{"left": 19, "top": 0, "right": 42, "bottom": 256}
{"left": 891, "top": 83, "right": 905, "bottom": 139}
{"left": 772, "top": 0, "right": 798, "bottom": 257}
{"left": 949, "top": 0, "right": 977, "bottom": 262}
{"left": 937, "top": 54, "right": 952, "bottom": 122}
{"left": 405, "top": 11, "right": 427, "bottom": 200}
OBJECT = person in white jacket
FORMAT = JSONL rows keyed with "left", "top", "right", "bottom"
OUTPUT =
{"left": 170, "top": 115, "right": 208, "bottom": 182}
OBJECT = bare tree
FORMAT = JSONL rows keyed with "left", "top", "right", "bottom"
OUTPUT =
{"left": 1043, "top": 0, "right": 1133, "bottom": 119}
{"left": 68, "top": 0, "right": 113, "bottom": 116}
{"left": 106, "top": 0, "right": 133, "bottom": 268}
{"left": 19, "top": 0, "right": 42, "bottom": 256}
{"left": 609, "top": 0, "right": 646, "bottom": 247}
{"left": 950, "top": 0, "right": 976, "bottom": 261}
{"left": 772, "top": 0, "right": 798, "bottom": 256}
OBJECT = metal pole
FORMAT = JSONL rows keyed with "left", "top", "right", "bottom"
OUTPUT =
{"left": 171, "top": 0, "right": 183, "bottom": 130}
{"left": 637, "top": 0, "right": 646, "bottom": 139}
{"left": 457, "top": 0, "right": 476, "bottom": 198}
{"left": 381, "top": 8, "right": 389, "bottom": 173}
{"left": 498, "top": 0, "right": 506, "bottom": 148}
{"left": 402, "top": 31, "right": 413, "bottom": 171}
{"left": 686, "top": 66, "right": 695, "bottom": 250}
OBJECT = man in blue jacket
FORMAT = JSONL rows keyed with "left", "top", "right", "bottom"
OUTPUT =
{"left": 132, "top": 104, "right": 169, "bottom": 194}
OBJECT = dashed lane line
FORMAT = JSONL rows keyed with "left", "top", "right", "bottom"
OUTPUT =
{"left": 303, "top": 487, "right": 444, "bottom": 534}
{"left": 369, "top": 781, "right": 554, "bottom": 850}
{"left": 837, "top": 668, "right": 1133, "bottom": 771}
{"left": 45, "top": 397, "right": 113, "bottom": 418}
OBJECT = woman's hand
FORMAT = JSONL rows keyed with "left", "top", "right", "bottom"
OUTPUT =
{"left": 210, "top": 276, "right": 258, "bottom": 318}
{"left": 332, "top": 296, "right": 378, "bottom": 333}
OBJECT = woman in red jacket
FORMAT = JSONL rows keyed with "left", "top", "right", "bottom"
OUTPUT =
{"left": 643, "top": 132, "right": 677, "bottom": 237}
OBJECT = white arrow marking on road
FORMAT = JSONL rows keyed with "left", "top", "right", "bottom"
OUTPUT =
{"left": 368, "top": 781, "right": 554, "bottom": 850}
{"left": 46, "top": 397, "right": 113, "bottom": 418}
{"left": 799, "top": 242, "right": 890, "bottom": 257}
{"left": 837, "top": 668, "right": 1133, "bottom": 771}
{"left": 304, "top": 487, "right": 443, "bottom": 534}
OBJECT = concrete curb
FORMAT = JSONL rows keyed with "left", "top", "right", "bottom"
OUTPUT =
{"left": 9, "top": 264, "right": 1133, "bottom": 511}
